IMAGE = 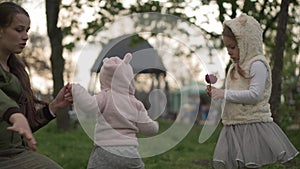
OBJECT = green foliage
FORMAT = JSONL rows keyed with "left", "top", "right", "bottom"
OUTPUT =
{"left": 59, "top": 0, "right": 300, "bottom": 121}
{"left": 35, "top": 120, "right": 300, "bottom": 169}
{"left": 35, "top": 121, "right": 93, "bottom": 168}
{"left": 64, "top": 42, "right": 75, "bottom": 51}
{"left": 278, "top": 103, "right": 294, "bottom": 130}
{"left": 0, "top": 0, "right": 27, "bottom": 4}
{"left": 60, "top": 0, "right": 196, "bottom": 49}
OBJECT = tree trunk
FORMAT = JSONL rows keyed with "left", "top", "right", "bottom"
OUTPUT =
{"left": 45, "top": 0, "right": 70, "bottom": 129}
{"left": 270, "top": 0, "right": 290, "bottom": 122}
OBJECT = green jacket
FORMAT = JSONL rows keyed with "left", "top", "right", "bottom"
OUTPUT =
{"left": 0, "top": 66, "right": 55, "bottom": 156}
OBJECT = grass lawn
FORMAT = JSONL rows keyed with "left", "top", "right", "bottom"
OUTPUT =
{"left": 35, "top": 119, "right": 300, "bottom": 169}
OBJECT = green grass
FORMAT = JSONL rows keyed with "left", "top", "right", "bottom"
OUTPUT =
{"left": 34, "top": 120, "right": 300, "bottom": 169}
{"left": 34, "top": 121, "right": 93, "bottom": 169}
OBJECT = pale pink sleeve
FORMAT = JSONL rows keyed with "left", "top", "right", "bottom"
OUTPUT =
{"left": 135, "top": 101, "right": 159, "bottom": 136}
{"left": 72, "top": 84, "right": 100, "bottom": 114}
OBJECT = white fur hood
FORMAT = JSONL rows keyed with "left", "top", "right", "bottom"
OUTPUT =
{"left": 223, "top": 13, "right": 264, "bottom": 68}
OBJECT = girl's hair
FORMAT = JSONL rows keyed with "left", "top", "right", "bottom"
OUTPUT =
{"left": 1, "top": 2, "right": 47, "bottom": 122}
{"left": 222, "top": 25, "right": 249, "bottom": 79}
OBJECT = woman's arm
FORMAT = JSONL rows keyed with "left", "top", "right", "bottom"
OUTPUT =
{"left": 0, "top": 89, "right": 21, "bottom": 121}
{"left": 29, "top": 83, "right": 73, "bottom": 132}
{"left": 49, "top": 83, "right": 73, "bottom": 114}
{"left": 7, "top": 113, "right": 37, "bottom": 151}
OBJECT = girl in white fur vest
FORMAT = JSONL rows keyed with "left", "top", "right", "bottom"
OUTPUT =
{"left": 207, "top": 13, "right": 298, "bottom": 169}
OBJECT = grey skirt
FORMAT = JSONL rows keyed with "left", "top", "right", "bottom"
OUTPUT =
{"left": 213, "top": 122, "right": 299, "bottom": 169}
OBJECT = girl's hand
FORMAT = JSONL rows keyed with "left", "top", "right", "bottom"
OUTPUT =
{"left": 7, "top": 113, "right": 37, "bottom": 151}
{"left": 49, "top": 83, "right": 73, "bottom": 114}
{"left": 211, "top": 88, "right": 224, "bottom": 101}
{"left": 206, "top": 85, "right": 215, "bottom": 97}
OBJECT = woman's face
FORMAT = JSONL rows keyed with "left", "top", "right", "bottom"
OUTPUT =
{"left": 223, "top": 36, "right": 239, "bottom": 63}
{"left": 0, "top": 13, "right": 30, "bottom": 55}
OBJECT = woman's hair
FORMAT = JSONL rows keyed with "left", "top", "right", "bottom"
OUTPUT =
{"left": 222, "top": 25, "right": 249, "bottom": 79}
{"left": 1, "top": 2, "right": 47, "bottom": 122}
{"left": 0, "top": 2, "right": 29, "bottom": 28}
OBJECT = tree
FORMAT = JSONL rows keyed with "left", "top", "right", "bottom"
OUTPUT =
{"left": 46, "top": 0, "right": 70, "bottom": 129}
{"left": 270, "top": 0, "right": 291, "bottom": 122}
{"left": 44, "top": 0, "right": 299, "bottom": 128}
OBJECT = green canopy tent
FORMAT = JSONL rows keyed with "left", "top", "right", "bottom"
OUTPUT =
{"left": 170, "top": 81, "right": 208, "bottom": 115}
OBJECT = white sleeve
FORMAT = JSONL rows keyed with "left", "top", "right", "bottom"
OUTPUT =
{"left": 225, "top": 61, "right": 268, "bottom": 104}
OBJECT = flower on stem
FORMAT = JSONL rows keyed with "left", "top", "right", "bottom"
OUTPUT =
{"left": 205, "top": 74, "right": 218, "bottom": 85}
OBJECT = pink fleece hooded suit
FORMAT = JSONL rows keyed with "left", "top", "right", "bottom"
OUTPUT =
{"left": 72, "top": 53, "right": 159, "bottom": 146}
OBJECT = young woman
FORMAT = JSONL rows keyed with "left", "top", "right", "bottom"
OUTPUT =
{"left": 207, "top": 13, "right": 298, "bottom": 169}
{"left": 0, "top": 2, "right": 72, "bottom": 169}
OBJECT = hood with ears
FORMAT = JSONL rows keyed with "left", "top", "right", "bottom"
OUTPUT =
{"left": 99, "top": 53, "right": 135, "bottom": 95}
{"left": 223, "top": 13, "right": 264, "bottom": 67}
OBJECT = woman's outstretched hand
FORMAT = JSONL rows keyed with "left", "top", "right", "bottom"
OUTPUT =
{"left": 7, "top": 113, "right": 37, "bottom": 151}
{"left": 49, "top": 83, "right": 73, "bottom": 115}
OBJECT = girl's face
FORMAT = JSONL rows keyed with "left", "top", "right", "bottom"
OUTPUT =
{"left": 0, "top": 13, "right": 30, "bottom": 55}
{"left": 223, "top": 36, "right": 239, "bottom": 63}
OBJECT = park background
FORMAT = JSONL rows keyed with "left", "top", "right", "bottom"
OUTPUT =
{"left": 2, "top": 0, "right": 300, "bottom": 168}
